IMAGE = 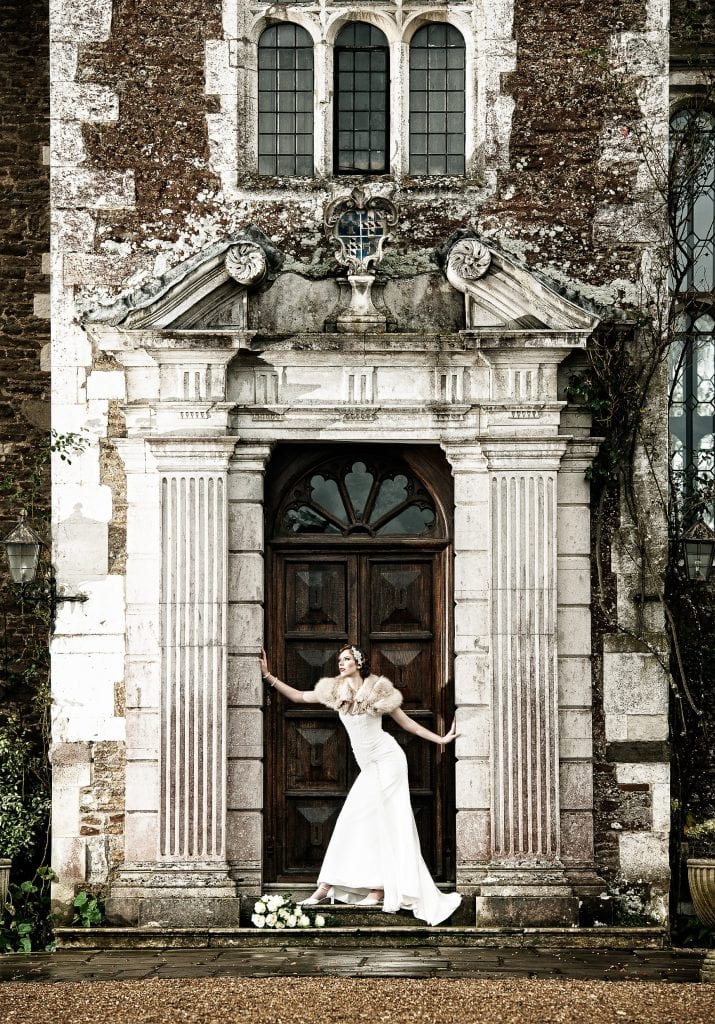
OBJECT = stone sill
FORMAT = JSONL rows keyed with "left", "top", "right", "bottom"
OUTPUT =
{"left": 55, "top": 925, "right": 667, "bottom": 951}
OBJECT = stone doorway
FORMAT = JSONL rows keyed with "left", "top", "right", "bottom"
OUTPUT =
{"left": 263, "top": 444, "right": 456, "bottom": 884}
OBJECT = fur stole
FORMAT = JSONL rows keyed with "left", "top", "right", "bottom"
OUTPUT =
{"left": 313, "top": 673, "right": 402, "bottom": 717}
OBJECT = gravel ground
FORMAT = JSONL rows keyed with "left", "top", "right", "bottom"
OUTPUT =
{"left": 1, "top": 977, "right": 714, "bottom": 1024}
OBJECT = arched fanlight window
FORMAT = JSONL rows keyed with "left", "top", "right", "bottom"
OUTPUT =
{"left": 669, "top": 108, "right": 715, "bottom": 525}
{"left": 334, "top": 23, "right": 389, "bottom": 175}
{"left": 409, "top": 23, "right": 465, "bottom": 176}
{"left": 258, "top": 24, "right": 314, "bottom": 176}
{"left": 275, "top": 457, "right": 441, "bottom": 538}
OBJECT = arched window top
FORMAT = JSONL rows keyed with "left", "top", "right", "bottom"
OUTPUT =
{"left": 670, "top": 106, "right": 715, "bottom": 294}
{"left": 411, "top": 22, "right": 465, "bottom": 48}
{"left": 274, "top": 455, "right": 442, "bottom": 538}
{"left": 259, "top": 22, "right": 313, "bottom": 47}
{"left": 336, "top": 22, "right": 389, "bottom": 48}
{"left": 258, "top": 22, "right": 314, "bottom": 177}
{"left": 409, "top": 22, "right": 465, "bottom": 176}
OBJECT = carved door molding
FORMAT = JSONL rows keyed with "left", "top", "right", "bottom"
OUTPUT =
{"left": 264, "top": 445, "right": 455, "bottom": 883}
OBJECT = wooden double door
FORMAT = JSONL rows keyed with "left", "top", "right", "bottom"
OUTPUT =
{"left": 264, "top": 447, "right": 454, "bottom": 884}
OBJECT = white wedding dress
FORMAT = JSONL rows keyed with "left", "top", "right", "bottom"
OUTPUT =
{"left": 316, "top": 710, "right": 461, "bottom": 926}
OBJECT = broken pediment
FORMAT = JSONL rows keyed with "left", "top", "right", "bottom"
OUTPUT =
{"left": 84, "top": 236, "right": 274, "bottom": 331}
{"left": 444, "top": 237, "right": 600, "bottom": 334}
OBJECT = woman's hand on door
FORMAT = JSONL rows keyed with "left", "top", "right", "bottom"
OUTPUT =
{"left": 258, "top": 647, "right": 270, "bottom": 678}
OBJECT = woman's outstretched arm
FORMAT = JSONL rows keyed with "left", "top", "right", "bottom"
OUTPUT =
{"left": 389, "top": 707, "right": 458, "bottom": 746}
{"left": 258, "top": 648, "right": 320, "bottom": 704}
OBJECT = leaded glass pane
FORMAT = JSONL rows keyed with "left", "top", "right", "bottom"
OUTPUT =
{"left": 258, "top": 24, "right": 314, "bottom": 176}
{"left": 669, "top": 110, "right": 715, "bottom": 525}
{"left": 669, "top": 313, "right": 715, "bottom": 526}
{"left": 334, "top": 23, "right": 389, "bottom": 175}
{"left": 671, "top": 109, "right": 715, "bottom": 295}
{"left": 409, "top": 24, "right": 465, "bottom": 176}
{"left": 276, "top": 456, "right": 440, "bottom": 539}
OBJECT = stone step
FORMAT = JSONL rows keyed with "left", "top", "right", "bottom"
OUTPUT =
{"left": 55, "top": 924, "right": 667, "bottom": 951}
{"left": 245, "top": 901, "right": 475, "bottom": 929}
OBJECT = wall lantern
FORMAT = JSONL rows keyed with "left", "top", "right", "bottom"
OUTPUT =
{"left": 682, "top": 519, "right": 715, "bottom": 583}
{"left": 1, "top": 511, "right": 86, "bottom": 627}
{"left": 1, "top": 512, "right": 43, "bottom": 584}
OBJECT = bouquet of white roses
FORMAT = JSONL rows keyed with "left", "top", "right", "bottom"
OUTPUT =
{"left": 251, "top": 893, "right": 326, "bottom": 929}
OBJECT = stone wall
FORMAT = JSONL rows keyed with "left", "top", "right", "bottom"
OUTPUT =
{"left": 0, "top": 0, "right": 51, "bottom": 689}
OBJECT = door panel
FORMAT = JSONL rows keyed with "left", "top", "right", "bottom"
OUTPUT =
{"left": 369, "top": 560, "right": 433, "bottom": 634}
{"left": 285, "top": 561, "right": 349, "bottom": 634}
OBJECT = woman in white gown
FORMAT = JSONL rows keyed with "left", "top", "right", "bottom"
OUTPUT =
{"left": 259, "top": 643, "right": 461, "bottom": 926}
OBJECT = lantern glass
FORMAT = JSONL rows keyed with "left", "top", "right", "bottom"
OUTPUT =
{"left": 683, "top": 537, "right": 715, "bottom": 582}
{"left": 2, "top": 515, "right": 44, "bottom": 585}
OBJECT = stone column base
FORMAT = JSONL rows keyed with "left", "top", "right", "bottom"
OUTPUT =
{"left": 106, "top": 863, "right": 242, "bottom": 927}
{"left": 701, "top": 950, "right": 715, "bottom": 983}
{"left": 476, "top": 886, "right": 579, "bottom": 927}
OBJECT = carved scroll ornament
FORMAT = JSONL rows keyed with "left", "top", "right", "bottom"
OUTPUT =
{"left": 225, "top": 241, "right": 268, "bottom": 287}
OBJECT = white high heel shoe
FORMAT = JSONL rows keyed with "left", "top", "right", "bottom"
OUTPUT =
{"left": 300, "top": 884, "right": 333, "bottom": 906}
{"left": 356, "top": 890, "right": 383, "bottom": 906}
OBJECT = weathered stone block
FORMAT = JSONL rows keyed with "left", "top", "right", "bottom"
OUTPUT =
{"left": 125, "top": 709, "right": 160, "bottom": 758}
{"left": 560, "top": 762, "right": 593, "bottom": 810}
{"left": 557, "top": 506, "right": 590, "bottom": 555}
{"left": 124, "top": 811, "right": 159, "bottom": 861}
{"left": 227, "top": 602, "right": 263, "bottom": 651}
{"left": 227, "top": 471, "right": 265, "bottom": 502}
{"left": 52, "top": 83, "right": 118, "bottom": 122}
{"left": 560, "top": 810, "right": 595, "bottom": 863}
{"left": 228, "top": 551, "right": 264, "bottom": 602}
{"left": 455, "top": 758, "right": 490, "bottom": 809}
{"left": 227, "top": 759, "right": 263, "bottom": 810}
{"left": 227, "top": 655, "right": 263, "bottom": 706}
{"left": 618, "top": 832, "right": 670, "bottom": 883}
{"left": 557, "top": 606, "right": 592, "bottom": 656}
{"left": 86, "top": 370, "right": 126, "bottom": 400}
{"left": 557, "top": 565, "right": 591, "bottom": 605}
{"left": 557, "top": 657, "right": 592, "bottom": 706}
{"left": 226, "top": 810, "right": 262, "bottom": 863}
{"left": 454, "top": 708, "right": 490, "bottom": 759}
{"left": 455, "top": 810, "right": 491, "bottom": 865}
{"left": 616, "top": 763, "right": 670, "bottom": 832}
{"left": 454, "top": 600, "right": 490, "bottom": 640}
{"left": 52, "top": 837, "right": 86, "bottom": 882}
{"left": 227, "top": 707, "right": 263, "bottom": 759}
{"left": 454, "top": 652, "right": 490, "bottom": 705}
{"left": 475, "top": 894, "right": 579, "bottom": 927}
{"left": 603, "top": 652, "right": 669, "bottom": 715}
{"left": 228, "top": 503, "right": 264, "bottom": 552}
{"left": 626, "top": 714, "right": 669, "bottom": 741}
{"left": 125, "top": 760, "right": 159, "bottom": 812}
{"left": 558, "top": 710, "right": 592, "bottom": 758}
{"left": 125, "top": 660, "right": 161, "bottom": 709}
{"left": 52, "top": 168, "right": 135, "bottom": 210}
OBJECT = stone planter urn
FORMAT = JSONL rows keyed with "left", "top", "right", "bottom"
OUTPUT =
{"left": 687, "top": 858, "right": 715, "bottom": 930}
{"left": 0, "top": 858, "right": 11, "bottom": 908}
{"left": 686, "top": 854, "right": 715, "bottom": 982}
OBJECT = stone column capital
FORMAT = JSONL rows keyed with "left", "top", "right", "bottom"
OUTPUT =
{"left": 147, "top": 436, "right": 239, "bottom": 473}
{"left": 440, "top": 440, "right": 488, "bottom": 473}
{"left": 560, "top": 437, "right": 603, "bottom": 473}
{"left": 481, "top": 437, "right": 569, "bottom": 473}
{"left": 229, "top": 442, "right": 274, "bottom": 472}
